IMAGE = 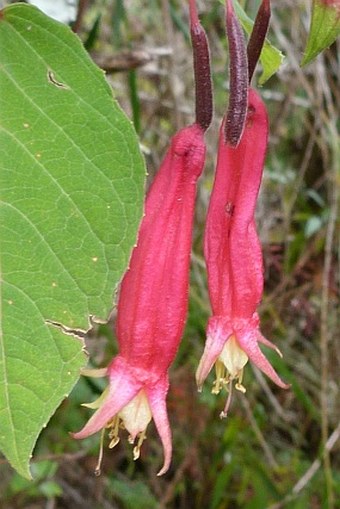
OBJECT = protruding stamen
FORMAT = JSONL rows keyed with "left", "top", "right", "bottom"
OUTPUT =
{"left": 213, "top": 355, "right": 247, "bottom": 417}
{"left": 224, "top": 0, "right": 249, "bottom": 146}
{"left": 235, "top": 367, "right": 246, "bottom": 393}
{"left": 212, "top": 360, "right": 227, "bottom": 394}
{"left": 235, "top": 382, "right": 246, "bottom": 393}
{"left": 235, "top": 369, "right": 247, "bottom": 394}
{"left": 220, "top": 382, "right": 233, "bottom": 418}
{"left": 108, "top": 416, "right": 120, "bottom": 448}
{"left": 133, "top": 430, "right": 147, "bottom": 460}
{"left": 94, "top": 428, "right": 105, "bottom": 476}
{"left": 109, "top": 436, "right": 120, "bottom": 448}
{"left": 247, "top": 0, "right": 271, "bottom": 83}
{"left": 189, "top": 0, "right": 213, "bottom": 131}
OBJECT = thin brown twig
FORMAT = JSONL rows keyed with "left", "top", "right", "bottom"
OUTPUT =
{"left": 72, "top": 0, "right": 89, "bottom": 34}
{"left": 160, "top": 0, "right": 182, "bottom": 130}
{"left": 251, "top": 367, "right": 293, "bottom": 422}
{"left": 241, "top": 395, "right": 279, "bottom": 470}
{"left": 263, "top": 234, "right": 323, "bottom": 307}
{"left": 158, "top": 444, "right": 197, "bottom": 508}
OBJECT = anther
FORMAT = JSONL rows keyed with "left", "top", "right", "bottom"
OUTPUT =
{"left": 108, "top": 417, "right": 120, "bottom": 448}
{"left": 108, "top": 437, "right": 120, "bottom": 449}
{"left": 235, "top": 383, "right": 246, "bottom": 393}
{"left": 133, "top": 430, "right": 147, "bottom": 460}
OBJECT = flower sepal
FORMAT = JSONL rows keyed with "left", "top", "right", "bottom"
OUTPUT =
{"left": 72, "top": 356, "right": 172, "bottom": 476}
{"left": 196, "top": 313, "right": 289, "bottom": 415}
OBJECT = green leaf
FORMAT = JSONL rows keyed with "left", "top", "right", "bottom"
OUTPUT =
{"left": 301, "top": 0, "right": 340, "bottom": 66}
{"left": 233, "top": 1, "right": 285, "bottom": 84}
{"left": 0, "top": 3, "right": 145, "bottom": 478}
{"left": 109, "top": 478, "right": 159, "bottom": 509}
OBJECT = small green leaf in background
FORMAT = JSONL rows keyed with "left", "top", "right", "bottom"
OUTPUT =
{"left": 233, "top": 1, "right": 285, "bottom": 84}
{"left": 301, "top": 0, "right": 340, "bottom": 66}
{"left": 0, "top": 3, "right": 145, "bottom": 479}
{"left": 218, "top": 0, "right": 285, "bottom": 84}
{"left": 109, "top": 478, "right": 159, "bottom": 509}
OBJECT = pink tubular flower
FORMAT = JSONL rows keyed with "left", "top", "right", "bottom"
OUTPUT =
{"left": 196, "top": 89, "right": 289, "bottom": 417}
{"left": 73, "top": 124, "right": 206, "bottom": 476}
{"left": 73, "top": 0, "right": 212, "bottom": 475}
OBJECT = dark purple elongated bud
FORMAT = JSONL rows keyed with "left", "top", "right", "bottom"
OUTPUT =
{"left": 189, "top": 0, "right": 213, "bottom": 131}
{"left": 224, "top": 0, "right": 249, "bottom": 147}
{"left": 247, "top": 0, "right": 271, "bottom": 83}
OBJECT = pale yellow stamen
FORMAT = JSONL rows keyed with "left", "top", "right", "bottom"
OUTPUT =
{"left": 212, "top": 336, "right": 248, "bottom": 414}
{"left": 212, "top": 360, "right": 229, "bottom": 394}
{"left": 109, "top": 436, "right": 120, "bottom": 448}
{"left": 119, "top": 391, "right": 151, "bottom": 460}
{"left": 132, "top": 429, "right": 148, "bottom": 460}
{"left": 102, "top": 390, "right": 152, "bottom": 461}
{"left": 94, "top": 428, "right": 105, "bottom": 476}
{"left": 108, "top": 416, "right": 121, "bottom": 449}
{"left": 220, "top": 381, "right": 233, "bottom": 419}
{"left": 89, "top": 389, "right": 153, "bottom": 468}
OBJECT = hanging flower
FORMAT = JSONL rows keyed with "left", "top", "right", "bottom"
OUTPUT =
{"left": 73, "top": 124, "right": 207, "bottom": 475}
{"left": 196, "top": 89, "right": 289, "bottom": 417}
{"left": 73, "top": 0, "right": 212, "bottom": 475}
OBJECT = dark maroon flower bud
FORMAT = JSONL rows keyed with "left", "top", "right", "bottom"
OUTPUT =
{"left": 224, "top": 0, "right": 249, "bottom": 147}
{"left": 189, "top": 0, "right": 213, "bottom": 131}
{"left": 247, "top": 0, "right": 271, "bottom": 83}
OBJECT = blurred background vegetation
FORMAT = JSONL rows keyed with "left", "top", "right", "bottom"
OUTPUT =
{"left": 0, "top": 0, "right": 339, "bottom": 507}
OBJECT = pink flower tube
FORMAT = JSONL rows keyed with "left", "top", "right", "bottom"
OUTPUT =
{"left": 73, "top": 0, "right": 212, "bottom": 475}
{"left": 73, "top": 125, "right": 206, "bottom": 475}
{"left": 197, "top": 89, "right": 289, "bottom": 417}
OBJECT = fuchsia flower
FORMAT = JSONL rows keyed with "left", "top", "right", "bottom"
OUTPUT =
{"left": 74, "top": 125, "right": 206, "bottom": 475}
{"left": 73, "top": 0, "right": 212, "bottom": 476}
{"left": 196, "top": 0, "right": 288, "bottom": 416}
{"left": 196, "top": 88, "right": 289, "bottom": 416}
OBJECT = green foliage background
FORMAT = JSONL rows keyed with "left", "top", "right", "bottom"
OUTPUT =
{"left": 0, "top": 1, "right": 145, "bottom": 480}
